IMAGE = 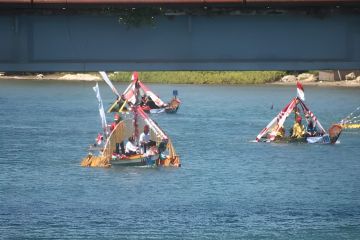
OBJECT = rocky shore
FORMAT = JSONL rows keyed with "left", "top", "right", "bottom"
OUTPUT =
{"left": 272, "top": 72, "right": 360, "bottom": 88}
{"left": 1, "top": 72, "right": 360, "bottom": 87}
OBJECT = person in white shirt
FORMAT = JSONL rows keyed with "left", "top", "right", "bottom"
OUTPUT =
{"left": 125, "top": 136, "right": 139, "bottom": 156}
{"left": 139, "top": 125, "right": 154, "bottom": 153}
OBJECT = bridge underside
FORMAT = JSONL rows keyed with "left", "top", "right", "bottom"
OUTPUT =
{"left": 1, "top": 7, "right": 360, "bottom": 71}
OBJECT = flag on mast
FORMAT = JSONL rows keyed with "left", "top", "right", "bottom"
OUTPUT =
{"left": 99, "top": 71, "right": 120, "bottom": 97}
{"left": 131, "top": 71, "right": 139, "bottom": 81}
{"left": 93, "top": 83, "right": 108, "bottom": 133}
{"left": 297, "top": 81, "right": 305, "bottom": 101}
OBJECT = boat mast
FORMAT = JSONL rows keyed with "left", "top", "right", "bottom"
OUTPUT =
{"left": 132, "top": 74, "right": 141, "bottom": 142}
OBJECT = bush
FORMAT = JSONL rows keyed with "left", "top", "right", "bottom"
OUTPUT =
{"left": 109, "top": 71, "right": 287, "bottom": 84}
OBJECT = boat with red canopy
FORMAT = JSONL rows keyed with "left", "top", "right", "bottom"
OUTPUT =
{"left": 81, "top": 74, "right": 180, "bottom": 168}
{"left": 255, "top": 82, "right": 342, "bottom": 144}
{"left": 100, "top": 71, "right": 181, "bottom": 114}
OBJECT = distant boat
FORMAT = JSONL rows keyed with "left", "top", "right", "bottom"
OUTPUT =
{"left": 340, "top": 123, "right": 360, "bottom": 129}
{"left": 255, "top": 82, "right": 342, "bottom": 144}
{"left": 339, "top": 106, "right": 360, "bottom": 129}
{"left": 101, "top": 71, "right": 181, "bottom": 114}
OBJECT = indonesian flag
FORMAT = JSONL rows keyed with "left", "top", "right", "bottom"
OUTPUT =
{"left": 297, "top": 81, "right": 305, "bottom": 101}
{"left": 121, "top": 72, "right": 139, "bottom": 105}
{"left": 96, "top": 133, "right": 103, "bottom": 145}
{"left": 131, "top": 71, "right": 139, "bottom": 81}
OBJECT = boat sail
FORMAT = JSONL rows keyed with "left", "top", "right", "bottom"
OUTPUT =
{"left": 81, "top": 76, "right": 180, "bottom": 168}
{"left": 102, "top": 71, "right": 181, "bottom": 114}
{"left": 255, "top": 82, "right": 342, "bottom": 144}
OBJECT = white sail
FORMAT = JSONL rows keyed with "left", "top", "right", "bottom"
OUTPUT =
{"left": 138, "top": 81, "right": 166, "bottom": 107}
{"left": 99, "top": 71, "right": 120, "bottom": 97}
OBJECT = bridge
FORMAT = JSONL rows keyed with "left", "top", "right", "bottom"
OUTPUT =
{"left": 1, "top": 0, "right": 360, "bottom": 71}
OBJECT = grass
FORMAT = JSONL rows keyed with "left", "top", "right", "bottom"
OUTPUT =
{"left": 109, "top": 71, "right": 287, "bottom": 84}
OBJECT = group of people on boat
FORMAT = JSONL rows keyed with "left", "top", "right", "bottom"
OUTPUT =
{"left": 255, "top": 81, "right": 344, "bottom": 144}
{"left": 273, "top": 105, "right": 322, "bottom": 141}
{"left": 290, "top": 115, "right": 318, "bottom": 138}
{"left": 140, "top": 95, "right": 165, "bottom": 111}
{"left": 124, "top": 124, "right": 157, "bottom": 156}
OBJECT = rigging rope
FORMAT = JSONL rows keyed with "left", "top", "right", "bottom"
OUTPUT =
{"left": 340, "top": 106, "right": 360, "bottom": 127}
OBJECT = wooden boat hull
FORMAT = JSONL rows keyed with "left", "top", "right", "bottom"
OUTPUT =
{"left": 142, "top": 104, "right": 180, "bottom": 114}
{"left": 165, "top": 105, "right": 180, "bottom": 113}
{"left": 110, "top": 154, "right": 158, "bottom": 167}
{"left": 260, "top": 124, "right": 342, "bottom": 144}
{"left": 267, "top": 134, "right": 333, "bottom": 144}
{"left": 142, "top": 97, "right": 181, "bottom": 114}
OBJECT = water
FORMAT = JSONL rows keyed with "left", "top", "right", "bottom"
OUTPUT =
{"left": 0, "top": 79, "right": 359, "bottom": 239}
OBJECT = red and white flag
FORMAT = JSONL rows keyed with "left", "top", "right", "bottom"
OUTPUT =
{"left": 96, "top": 133, "right": 103, "bottom": 145}
{"left": 131, "top": 71, "right": 138, "bottom": 81}
{"left": 297, "top": 81, "right": 305, "bottom": 101}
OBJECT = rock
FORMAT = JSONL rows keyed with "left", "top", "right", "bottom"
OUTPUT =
{"left": 36, "top": 74, "right": 44, "bottom": 79}
{"left": 297, "top": 73, "right": 317, "bottom": 82}
{"left": 281, "top": 75, "right": 297, "bottom": 82}
{"left": 345, "top": 72, "right": 356, "bottom": 80}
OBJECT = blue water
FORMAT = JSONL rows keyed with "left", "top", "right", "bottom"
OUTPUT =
{"left": 1, "top": 79, "right": 360, "bottom": 239}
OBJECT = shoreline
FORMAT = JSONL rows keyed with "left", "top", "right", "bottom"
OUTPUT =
{"left": 0, "top": 73, "right": 101, "bottom": 82}
{"left": 1, "top": 73, "right": 360, "bottom": 87}
{"left": 269, "top": 79, "right": 360, "bottom": 88}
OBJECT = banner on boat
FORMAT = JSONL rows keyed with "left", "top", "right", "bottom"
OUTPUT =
{"left": 93, "top": 83, "right": 108, "bottom": 133}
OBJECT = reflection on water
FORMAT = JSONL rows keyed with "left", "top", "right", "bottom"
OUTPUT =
{"left": 0, "top": 79, "right": 360, "bottom": 239}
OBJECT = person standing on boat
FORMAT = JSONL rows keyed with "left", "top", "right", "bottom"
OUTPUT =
{"left": 109, "top": 113, "right": 125, "bottom": 155}
{"left": 94, "top": 133, "right": 103, "bottom": 146}
{"left": 110, "top": 113, "right": 121, "bottom": 132}
{"left": 306, "top": 120, "right": 318, "bottom": 137}
{"left": 291, "top": 116, "right": 305, "bottom": 138}
{"left": 275, "top": 126, "right": 285, "bottom": 139}
{"left": 125, "top": 136, "right": 139, "bottom": 156}
{"left": 139, "top": 125, "right": 155, "bottom": 153}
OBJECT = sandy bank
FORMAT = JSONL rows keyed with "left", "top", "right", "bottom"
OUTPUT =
{"left": 0, "top": 73, "right": 101, "bottom": 81}
{"left": 271, "top": 79, "right": 360, "bottom": 88}
{"left": 1, "top": 72, "right": 360, "bottom": 87}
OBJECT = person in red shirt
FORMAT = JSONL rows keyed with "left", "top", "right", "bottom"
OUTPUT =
{"left": 110, "top": 113, "right": 121, "bottom": 132}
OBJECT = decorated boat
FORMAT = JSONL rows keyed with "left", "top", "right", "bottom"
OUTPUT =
{"left": 81, "top": 82, "right": 180, "bottom": 168}
{"left": 255, "top": 82, "right": 342, "bottom": 144}
{"left": 100, "top": 71, "right": 181, "bottom": 114}
{"left": 339, "top": 106, "right": 360, "bottom": 129}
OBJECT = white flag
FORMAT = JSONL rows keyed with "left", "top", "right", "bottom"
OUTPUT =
{"left": 99, "top": 71, "right": 120, "bottom": 97}
{"left": 93, "top": 83, "right": 108, "bottom": 132}
{"left": 297, "top": 81, "right": 305, "bottom": 101}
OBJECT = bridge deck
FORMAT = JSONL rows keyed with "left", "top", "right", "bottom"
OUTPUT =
{"left": 1, "top": 0, "right": 360, "bottom": 8}
{"left": 1, "top": 0, "right": 359, "bottom": 71}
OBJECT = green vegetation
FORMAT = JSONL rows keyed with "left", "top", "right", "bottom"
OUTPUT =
{"left": 109, "top": 71, "right": 287, "bottom": 84}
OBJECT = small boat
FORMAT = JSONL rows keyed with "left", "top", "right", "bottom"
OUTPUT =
{"left": 340, "top": 123, "right": 360, "bottom": 129}
{"left": 81, "top": 81, "right": 180, "bottom": 168}
{"left": 100, "top": 71, "right": 181, "bottom": 114}
{"left": 105, "top": 106, "right": 181, "bottom": 167}
{"left": 339, "top": 106, "right": 360, "bottom": 129}
{"left": 255, "top": 82, "right": 342, "bottom": 144}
